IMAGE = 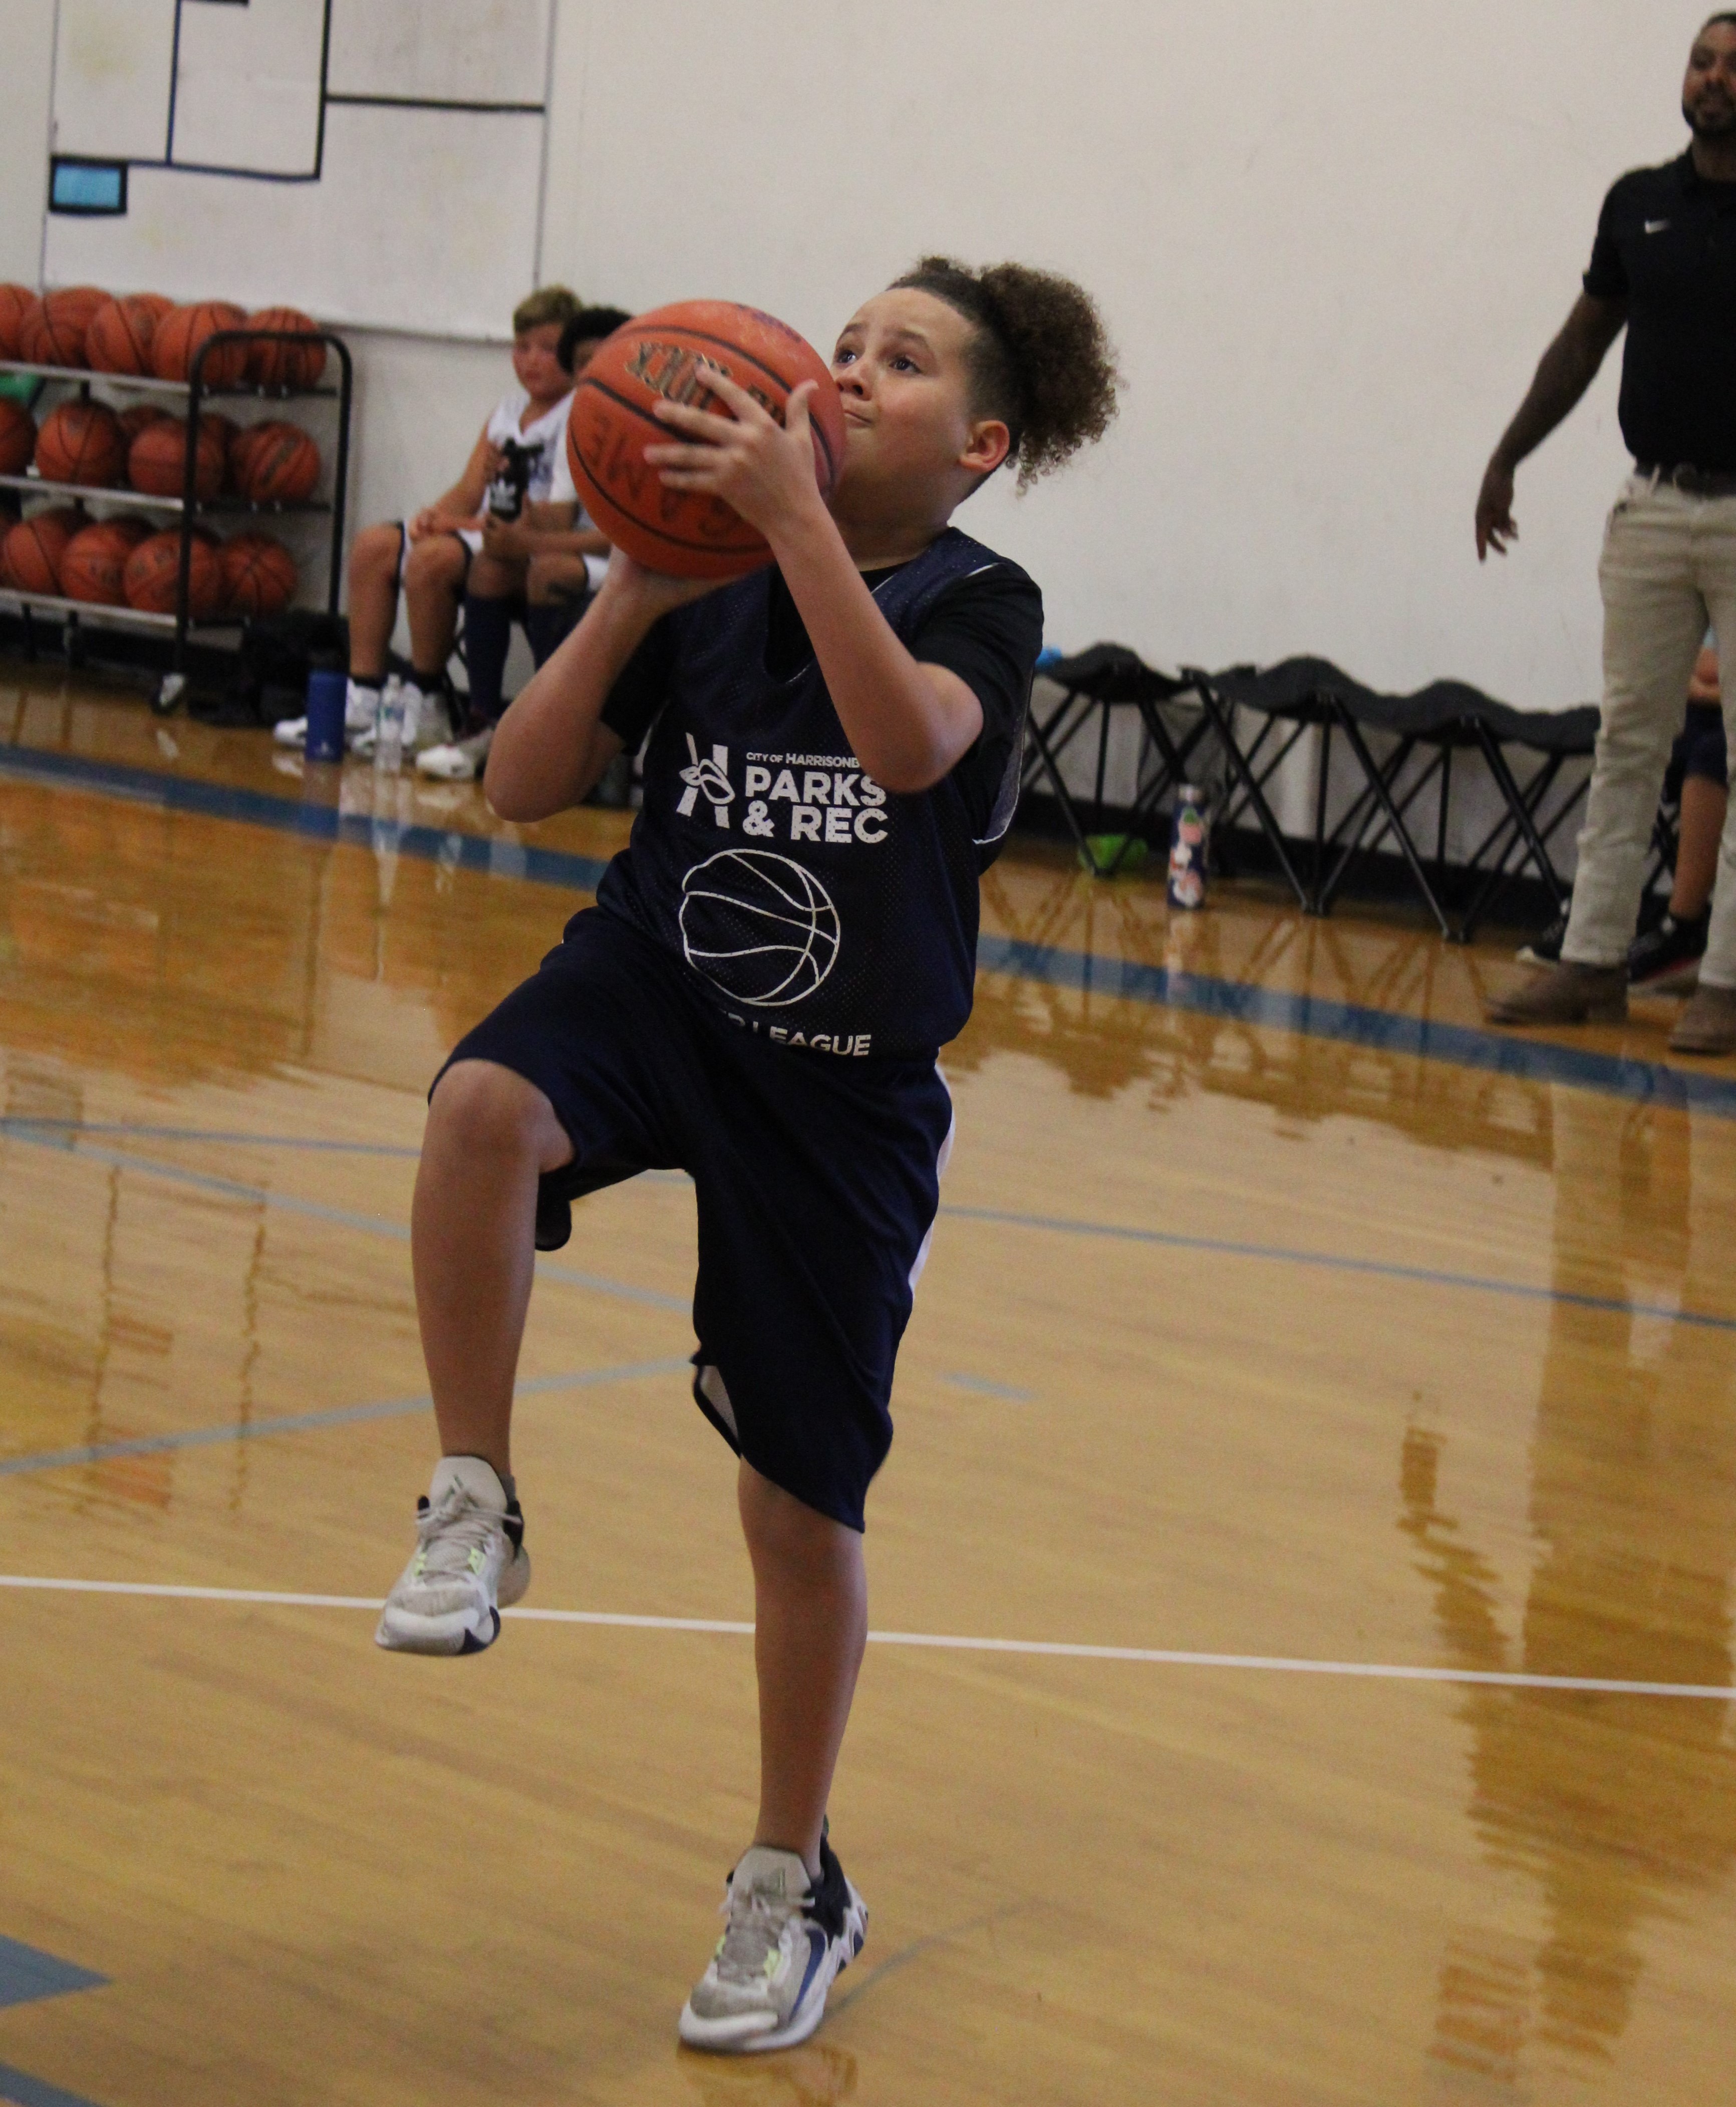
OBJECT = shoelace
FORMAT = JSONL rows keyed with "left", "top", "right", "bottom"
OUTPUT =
{"left": 414, "top": 1488, "right": 503, "bottom": 1579}
{"left": 713, "top": 1884, "right": 797, "bottom": 1985}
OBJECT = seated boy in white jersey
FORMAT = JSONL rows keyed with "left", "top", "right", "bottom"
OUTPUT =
{"left": 273, "top": 285, "right": 579, "bottom": 758}
{"left": 417, "top": 306, "right": 632, "bottom": 781}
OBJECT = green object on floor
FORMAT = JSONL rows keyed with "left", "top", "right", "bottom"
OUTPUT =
{"left": 0, "top": 373, "right": 42, "bottom": 407}
{"left": 1079, "top": 833, "right": 1148, "bottom": 877}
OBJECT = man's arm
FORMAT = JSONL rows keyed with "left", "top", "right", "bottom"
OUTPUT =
{"left": 1476, "top": 292, "right": 1628, "bottom": 559}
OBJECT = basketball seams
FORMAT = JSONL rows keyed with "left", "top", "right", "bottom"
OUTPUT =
{"left": 570, "top": 302, "right": 844, "bottom": 573}
{"left": 585, "top": 337, "right": 842, "bottom": 489}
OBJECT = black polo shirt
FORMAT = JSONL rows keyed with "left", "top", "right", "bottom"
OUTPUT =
{"left": 1584, "top": 150, "right": 1736, "bottom": 470}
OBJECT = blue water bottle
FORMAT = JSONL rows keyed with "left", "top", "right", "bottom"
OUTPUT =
{"left": 304, "top": 668, "right": 346, "bottom": 762}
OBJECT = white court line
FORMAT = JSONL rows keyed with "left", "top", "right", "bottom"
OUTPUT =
{"left": 2, "top": 1575, "right": 1732, "bottom": 1700}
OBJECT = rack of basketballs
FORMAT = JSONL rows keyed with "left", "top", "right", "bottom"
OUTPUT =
{"left": 0, "top": 282, "right": 352, "bottom": 702}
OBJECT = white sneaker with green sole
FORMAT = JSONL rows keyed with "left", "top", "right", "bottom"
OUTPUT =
{"left": 375, "top": 1454, "right": 529, "bottom": 1655}
{"left": 679, "top": 1833, "right": 867, "bottom": 2054}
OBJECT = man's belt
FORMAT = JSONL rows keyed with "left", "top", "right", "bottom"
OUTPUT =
{"left": 1636, "top": 461, "right": 1736, "bottom": 497}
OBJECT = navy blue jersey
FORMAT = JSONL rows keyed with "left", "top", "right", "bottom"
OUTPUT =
{"left": 595, "top": 527, "right": 1041, "bottom": 1059}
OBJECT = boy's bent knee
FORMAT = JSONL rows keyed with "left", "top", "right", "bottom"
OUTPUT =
{"left": 404, "top": 535, "right": 466, "bottom": 593}
{"left": 427, "top": 1059, "right": 571, "bottom": 1173}
{"left": 738, "top": 1462, "right": 862, "bottom": 1560}
{"left": 350, "top": 521, "right": 400, "bottom": 575}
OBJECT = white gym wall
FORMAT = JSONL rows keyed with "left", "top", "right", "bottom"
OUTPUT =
{"left": 0, "top": 1, "right": 1702, "bottom": 719}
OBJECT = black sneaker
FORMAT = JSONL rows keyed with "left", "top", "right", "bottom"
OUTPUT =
{"left": 1517, "top": 909, "right": 1568, "bottom": 967}
{"left": 1628, "top": 908, "right": 1709, "bottom": 994}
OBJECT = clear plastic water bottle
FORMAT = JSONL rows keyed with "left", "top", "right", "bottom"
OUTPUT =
{"left": 375, "top": 674, "right": 406, "bottom": 774}
{"left": 1167, "top": 783, "right": 1210, "bottom": 910}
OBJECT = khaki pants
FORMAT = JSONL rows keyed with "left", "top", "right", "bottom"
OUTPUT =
{"left": 1563, "top": 474, "right": 1736, "bottom": 988}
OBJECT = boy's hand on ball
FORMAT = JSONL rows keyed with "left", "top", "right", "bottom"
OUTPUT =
{"left": 646, "top": 371, "right": 828, "bottom": 541}
{"left": 597, "top": 547, "right": 723, "bottom": 619}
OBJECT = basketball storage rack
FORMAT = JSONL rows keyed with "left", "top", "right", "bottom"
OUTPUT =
{"left": 0, "top": 327, "right": 352, "bottom": 713}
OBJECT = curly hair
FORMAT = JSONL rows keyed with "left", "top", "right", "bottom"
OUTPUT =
{"left": 891, "top": 256, "right": 1119, "bottom": 491}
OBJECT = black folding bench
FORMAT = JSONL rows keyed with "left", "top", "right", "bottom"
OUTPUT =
{"left": 1022, "top": 644, "right": 1214, "bottom": 875}
{"left": 1184, "top": 657, "right": 1600, "bottom": 940}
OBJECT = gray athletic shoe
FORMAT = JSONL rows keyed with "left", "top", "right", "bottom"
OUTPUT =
{"left": 374, "top": 1455, "right": 529, "bottom": 1656}
{"left": 679, "top": 1834, "right": 867, "bottom": 2054}
{"left": 1669, "top": 982, "right": 1736, "bottom": 1056}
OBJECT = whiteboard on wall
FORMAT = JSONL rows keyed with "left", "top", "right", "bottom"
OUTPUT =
{"left": 43, "top": 0, "right": 554, "bottom": 338}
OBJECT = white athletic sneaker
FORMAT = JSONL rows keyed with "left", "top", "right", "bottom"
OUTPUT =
{"left": 401, "top": 680, "right": 453, "bottom": 755}
{"left": 416, "top": 726, "right": 494, "bottom": 781}
{"left": 272, "top": 679, "right": 381, "bottom": 751}
{"left": 374, "top": 1454, "right": 530, "bottom": 1656}
{"left": 679, "top": 1834, "right": 868, "bottom": 2054}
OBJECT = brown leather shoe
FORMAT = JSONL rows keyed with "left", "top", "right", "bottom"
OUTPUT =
{"left": 1668, "top": 982, "right": 1736, "bottom": 1055}
{"left": 1485, "top": 962, "right": 1628, "bottom": 1027}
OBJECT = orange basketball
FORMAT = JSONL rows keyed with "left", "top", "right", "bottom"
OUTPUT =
{"left": 16, "top": 296, "right": 48, "bottom": 365}
{"left": 218, "top": 530, "right": 298, "bottom": 616}
{"left": 563, "top": 300, "right": 846, "bottom": 579}
{"left": 35, "top": 400, "right": 128, "bottom": 488}
{"left": 86, "top": 292, "right": 173, "bottom": 376}
{"left": 153, "top": 300, "right": 249, "bottom": 385}
{"left": 227, "top": 421, "right": 271, "bottom": 491}
{"left": 0, "top": 399, "right": 36, "bottom": 476}
{"left": 128, "top": 412, "right": 228, "bottom": 500}
{"left": 0, "top": 284, "right": 36, "bottom": 359}
{"left": 3, "top": 506, "right": 84, "bottom": 593}
{"left": 59, "top": 516, "right": 149, "bottom": 605}
{"left": 118, "top": 402, "right": 170, "bottom": 446}
{"left": 244, "top": 307, "right": 326, "bottom": 391}
{"left": 237, "top": 421, "right": 320, "bottom": 504}
{"left": 124, "top": 527, "right": 222, "bottom": 617}
{"left": 36, "top": 286, "right": 109, "bottom": 369}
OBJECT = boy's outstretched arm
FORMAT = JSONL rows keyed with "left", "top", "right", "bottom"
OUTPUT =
{"left": 484, "top": 562, "right": 710, "bottom": 820}
{"left": 647, "top": 374, "right": 983, "bottom": 794}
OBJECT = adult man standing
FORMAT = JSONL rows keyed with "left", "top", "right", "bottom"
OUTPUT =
{"left": 1481, "top": 15, "right": 1736, "bottom": 1052}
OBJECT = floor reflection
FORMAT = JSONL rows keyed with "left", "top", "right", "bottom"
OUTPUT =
{"left": 1401, "top": 1087, "right": 1736, "bottom": 2082}
{"left": 676, "top": 2041, "right": 857, "bottom": 2105}
{"left": 968, "top": 861, "right": 1555, "bottom": 1171}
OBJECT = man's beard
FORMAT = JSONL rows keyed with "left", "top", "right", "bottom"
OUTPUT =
{"left": 1685, "top": 93, "right": 1736, "bottom": 140}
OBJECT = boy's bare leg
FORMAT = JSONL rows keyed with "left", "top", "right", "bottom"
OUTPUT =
{"left": 1672, "top": 776, "right": 1728, "bottom": 918}
{"left": 412, "top": 1059, "right": 572, "bottom": 1477}
{"left": 402, "top": 534, "right": 473, "bottom": 679}
{"left": 347, "top": 521, "right": 403, "bottom": 681}
{"left": 738, "top": 1462, "right": 869, "bottom": 1878}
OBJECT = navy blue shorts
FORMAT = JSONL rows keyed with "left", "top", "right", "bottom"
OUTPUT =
{"left": 439, "top": 908, "right": 955, "bottom": 1532}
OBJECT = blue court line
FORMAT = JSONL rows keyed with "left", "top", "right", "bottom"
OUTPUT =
{"left": 940, "top": 1372, "right": 1036, "bottom": 1401}
{"left": 943, "top": 1202, "right": 1736, "bottom": 1333}
{"left": 0, "top": 1119, "right": 419, "bottom": 1157}
{"left": 0, "top": 2064, "right": 106, "bottom": 2107}
{"left": 973, "top": 934, "right": 1736, "bottom": 1118}
{"left": 0, "top": 1130, "right": 691, "bottom": 1314}
{"left": 0, "top": 1359, "right": 691, "bottom": 1480}
{"left": 8, "top": 737, "right": 1736, "bottom": 1117}
{"left": 4, "top": 1125, "right": 1729, "bottom": 1338}
{"left": 0, "top": 1939, "right": 109, "bottom": 2107}
{"left": 0, "top": 1940, "right": 106, "bottom": 2014}
{"left": 0, "top": 740, "right": 612, "bottom": 891}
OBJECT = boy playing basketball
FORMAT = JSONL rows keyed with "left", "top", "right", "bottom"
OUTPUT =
{"left": 375, "top": 258, "right": 1116, "bottom": 2052}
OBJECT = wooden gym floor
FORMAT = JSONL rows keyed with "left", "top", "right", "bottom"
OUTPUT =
{"left": 3, "top": 665, "right": 1735, "bottom": 2106}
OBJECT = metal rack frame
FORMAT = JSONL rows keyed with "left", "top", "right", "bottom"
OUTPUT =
{"left": 0, "top": 327, "right": 353, "bottom": 711}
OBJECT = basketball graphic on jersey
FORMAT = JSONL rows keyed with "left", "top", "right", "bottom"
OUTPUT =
{"left": 679, "top": 849, "right": 840, "bottom": 1007}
